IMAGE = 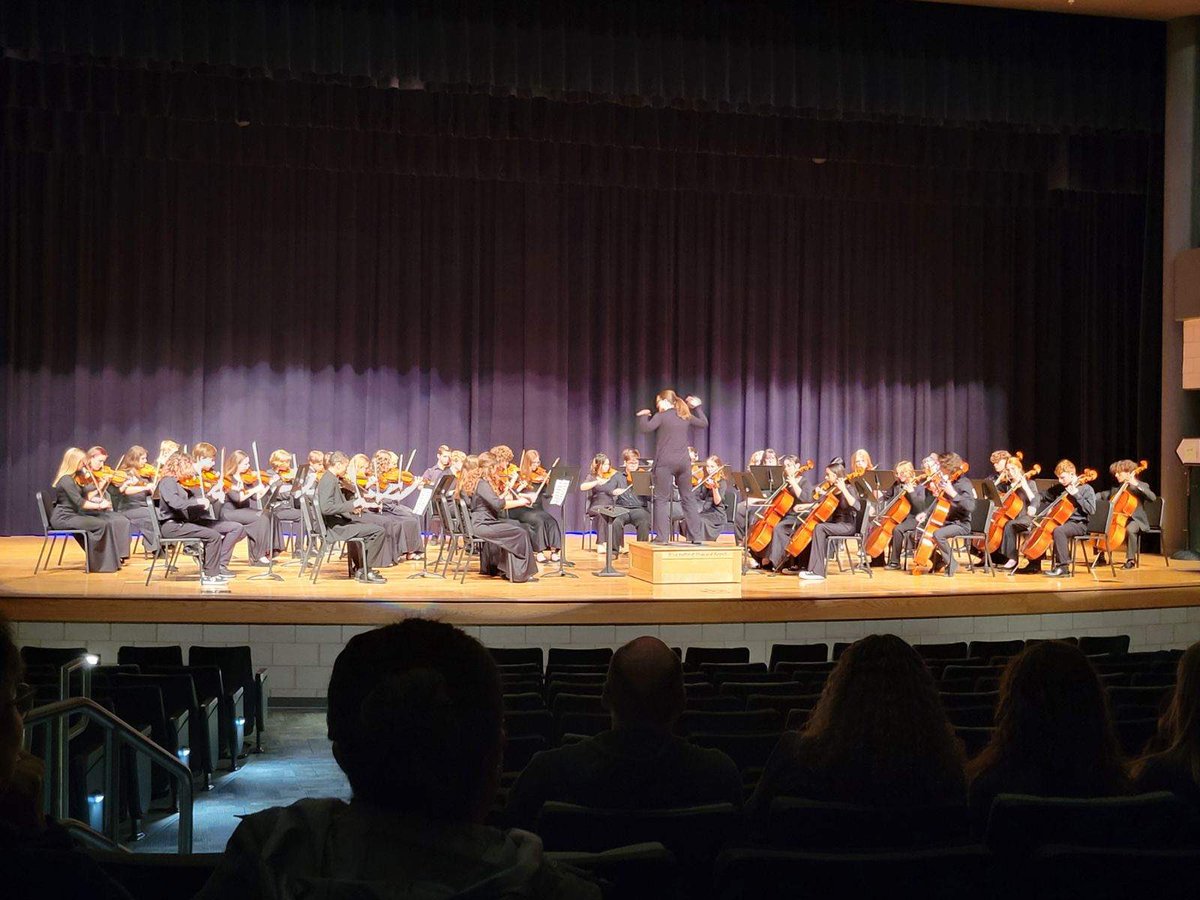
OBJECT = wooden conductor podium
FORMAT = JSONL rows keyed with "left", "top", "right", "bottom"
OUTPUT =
{"left": 627, "top": 541, "right": 743, "bottom": 585}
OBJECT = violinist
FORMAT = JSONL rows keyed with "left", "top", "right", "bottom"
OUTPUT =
{"left": 636, "top": 390, "right": 709, "bottom": 545}
{"left": 421, "top": 445, "right": 452, "bottom": 486}
{"left": 613, "top": 448, "right": 652, "bottom": 548}
{"left": 851, "top": 449, "right": 883, "bottom": 499}
{"left": 913, "top": 452, "right": 976, "bottom": 577}
{"left": 189, "top": 443, "right": 249, "bottom": 576}
{"left": 156, "top": 450, "right": 244, "bottom": 586}
{"left": 762, "top": 449, "right": 779, "bottom": 466}
{"left": 447, "top": 450, "right": 466, "bottom": 483}
{"left": 581, "top": 453, "right": 639, "bottom": 555}
{"left": 302, "top": 450, "right": 325, "bottom": 495}
{"left": 1096, "top": 459, "right": 1155, "bottom": 569}
{"left": 156, "top": 440, "right": 180, "bottom": 468}
{"left": 1039, "top": 459, "right": 1097, "bottom": 578}
{"left": 510, "top": 448, "right": 564, "bottom": 564}
{"left": 113, "top": 445, "right": 160, "bottom": 553}
{"left": 796, "top": 459, "right": 861, "bottom": 582}
{"left": 988, "top": 450, "right": 1013, "bottom": 484}
{"left": 461, "top": 452, "right": 539, "bottom": 583}
{"left": 681, "top": 455, "right": 729, "bottom": 543}
{"left": 49, "top": 447, "right": 132, "bottom": 573}
{"left": 317, "top": 452, "right": 387, "bottom": 584}
{"left": 366, "top": 449, "right": 424, "bottom": 561}
{"left": 751, "top": 455, "right": 815, "bottom": 571}
{"left": 882, "top": 460, "right": 929, "bottom": 570}
{"left": 346, "top": 453, "right": 411, "bottom": 565}
{"left": 220, "top": 450, "right": 284, "bottom": 565}
{"left": 265, "top": 449, "right": 304, "bottom": 531}
{"left": 993, "top": 456, "right": 1039, "bottom": 570}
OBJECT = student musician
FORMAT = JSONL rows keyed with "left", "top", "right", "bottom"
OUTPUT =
{"left": 346, "top": 453, "right": 411, "bottom": 564}
{"left": 265, "top": 449, "right": 303, "bottom": 532}
{"left": 580, "top": 451, "right": 650, "bottom": 555}
{"left": 220, "top": 450, "right": 284, "bottom": 565}
{"left": 156, "top": 440, "right": 180, "bottom": 467}
{"left": 797, "top": 459, "right": 861, "bottom": 582}
{"left": 988, "top": 450, "right": 1012, "bottom": 484}
{"left": 1040, "top": 459, "right": 1097, "bottom": 578}
{"left": 460, "top": 452, "right": 539, "bottom": 583}
{"left": 883, "top": 460, "right": 929, "bottom": 570}
{"left": 636, "top": 390, "right": 709, "bottom": 544}
{"left": 913, "top": 452, "right": 976, "bottom": 577}
{"left": 851, "top": 449, "right": 883, "bottom": 499}
{"left": 1096, "top": 459, "right": 1158, "bottom": 568}
{"left": 751, "top": 455, "right": 815, "bottom": 571}
{"left": 367, "top": 449, "right": 424, "bottom": 561}
{"left": 113, "top": 444, "right": 160, "bottom": 553}
{"left": 511, "top": 448, "right": 564, "bottom": 564}
{"left": 48, "top": 447, "right": 132, "bottom": 573}
{"left": 421, "top": 445, "right": 453, "bottom": 486}
{"left": 156, "top": 450, "right": 244, "bottom": 586}
{"left": 993, "top": 455, "right": 1038, "bottom": 570}
{"left": 734, "top": 451, "right": 769, "bottom": 546}
{"left": 682, "top": 455, "right": 729, "bottom": 543}
{"left": 316, "top": 452, "right": 388, "bottom": 584}
{"left": 762, "top": 449, "right": 779, "bottom": 466}
{"left": 190, "top": 443, "right": 250, "bottom": 575}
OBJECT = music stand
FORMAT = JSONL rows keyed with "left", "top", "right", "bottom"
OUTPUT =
{"left": 409, "top": 473, "right": 454, "bottom": 579}
{"left": 541, "top": 464, "right": 579, "bottom": 579}
{"left": 629, "top": 469, "right": 656, "bottom": 541}
{"left": 732, "top": 471, "right": 767, "bottom": 575}
{"left": 751, "top": 465, "right": 784, "bottom": 494}
{"left": 592, "top": 505, "right": 625, "bottom": 577}
{"left": 247, "top": 482, "right": 286, "bottom": 582}
{"left": 978, "top": 478, "right": 1005, "bottom": 507}
{"left": 874, "top": 469, "right": 897, "bottom": 494}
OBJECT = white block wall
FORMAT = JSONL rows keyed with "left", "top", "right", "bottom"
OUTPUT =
{"left": 14, "top": 608, "right": 1200, "bottom": 701}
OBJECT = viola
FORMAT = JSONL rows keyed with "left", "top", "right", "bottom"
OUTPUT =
{"left": 1095, "top": 460, "right": 1148, "bottom": 553}
{"left": 785, "top": 465, "right": 866, "bottom": 558}
{"left": 863, "top": 474, "right": 930, "bottom": 559}
{"left": 1021, "top": 468, "right": 1098, "bottom": 561}
{"left": 747, "top": 460, "right": 815, "bottom": 553}
{"left": 982, "top": 462, "right": 1041, "bottom": 554}
{"left": 911, "top": 463, "right": 970, "bottom": 573}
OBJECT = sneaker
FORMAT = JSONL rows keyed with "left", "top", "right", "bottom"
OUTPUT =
{"left": 1123, "top": 559, "right": 1136, "bottom": 570}
{"left": 357, "top": 570, "right": 387, "bottom": 584}
{"left": 798, "top": 570, "right": 826, "bottom": 581}
{"left": 885, "top": 562, "right": 901, "bottom": 570}
{"left": 219, "top": 566, "right": 237, "bottom": 578}
{"left": 1043, "top": 566, "right": 1068, "bottom": 577}
{"left": 551, "top": 551, "right": 561, "bottom": 562}
{"left": 1001, "top": 558, "right": 1018, "bottom": 570}
{"left": 595, "top": 544, "right": 607, "bottom": 556}
{"left": 536, "top": 552, "right": 547, "bottom": 564}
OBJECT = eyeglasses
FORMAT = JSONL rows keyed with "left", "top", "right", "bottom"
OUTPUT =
{"left": 4, "top": 683, "right": 36, "bottom": 715}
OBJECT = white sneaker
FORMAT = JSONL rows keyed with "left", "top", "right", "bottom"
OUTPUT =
{"left": 536, "top": 552, "right": 547, "bottom": 564}
{"left": 551, "top": 551, "right": 561, "bottom": 562}
{"left": 798, "top": 570, "right": 826, "bottom": 581}
{"left": 595, "top": 544, "right": 607, "bottom": 555}
{"left": 620, "top": 546, "right": 629, "bottom": 555}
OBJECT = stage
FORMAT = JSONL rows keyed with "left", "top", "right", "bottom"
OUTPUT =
{"left": 2, "top": 535, "right": 1199, "bottom": 627}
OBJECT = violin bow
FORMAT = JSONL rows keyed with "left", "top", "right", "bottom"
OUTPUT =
{"left": 532, "top": 457, "right": 561, "bottom": 503}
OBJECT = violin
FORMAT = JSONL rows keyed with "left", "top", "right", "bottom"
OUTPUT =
{"left": 981, "top": 460, "right": 1041, "bottom": 554}
{"left": 240, "top": 470, "right": 275, "bottom": 487}
{"left": 693, "top": 468, "right": 725, "bottom": 490}
{"left": 785, "top": 465, "right": 867, "bottom": 558}
{"left": 1095, "top": 460, "right": 1148, "bottom": 554}
{"left": 179, "top": 470, "right": 220, "bottom": 491}
{"left": 690, "top": 463, "right": 705, "bottom": 486}
{"left": 594, "top": 466, "right": 619, "bottom": 484}
{"left": 378, "top": 467, "right": 416, "bottom": 488}
{"left": 911, "top": 462, "right": 970, "bottom": 573}
{"left": 75, "top": 465, "right": 127, "bottom": 489}
{"left": 1021, "top": 469, "right": 1098, "bottom": 561}
{"left": 747, "top": 460, "right": 815, "bottom": 554}
{"left": 863, "top": 473, "right": 931, "bottom": 559}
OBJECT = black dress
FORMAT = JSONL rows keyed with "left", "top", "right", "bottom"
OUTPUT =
{"left": 112, "top": 478, "right": 159, "bottom": 553}
{"left": 468, "top": 481, "right": 539, "bottom": 583}
{"left": 50, "top": 476, "right": 131, "bottom": 573}
{"left": 220, "top": 486, "right": 283, "bottom": 562}
{"left": 683, "top": 480, "right": 729, "bottom": 542}
{"left": 509, "top": 486, "right": 564, "bottom": 553}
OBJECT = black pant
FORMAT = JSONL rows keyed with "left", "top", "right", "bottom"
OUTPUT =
{"left": 1053, "top": 521, "right": 1088, "bottom": 566}
{"left": 804, "top": 520, "right": 857, "bottom": 576}
{"left": 653, "top": 460, "right": 702, "bottom": 543}
{"left": 326, "top": 521, "right": 388, "bottom": 574}
{"left": 932, "top": 521, "right": 971, "bottom": 568}
{"left": 160, "top": 519, "right": 244, "bottom": 577}
{"left": 888, "top": 517, "right": 920, "bottom": 566}
{"left": 595, "top": 508, "right": 651, "bottom": 551}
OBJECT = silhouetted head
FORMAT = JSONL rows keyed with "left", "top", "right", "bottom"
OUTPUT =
{"left": 603, "top": 637, "right": 686, "bottom": 731}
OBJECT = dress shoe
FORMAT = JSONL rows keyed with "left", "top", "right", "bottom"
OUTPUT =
{"left": 357, "top": 570, "right": 387, "bottom": 584}
{"left": 885, "top": 562, "right": 901, "bottom": 570}
{"left": 1123, "top": 559, "right": 1136, "bottom": 570}
{"left": 1043, "top": 566, "right": 1068, "bottom": 577}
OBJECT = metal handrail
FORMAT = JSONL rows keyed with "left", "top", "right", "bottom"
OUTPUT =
{"left": 23, "top": 698, "right": 193, "bottom": 853}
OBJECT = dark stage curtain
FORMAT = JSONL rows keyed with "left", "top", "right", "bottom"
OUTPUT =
{"left": 0, "top": 1, "right": 1164, "bottom": 534}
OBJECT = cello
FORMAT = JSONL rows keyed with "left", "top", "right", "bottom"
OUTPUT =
{"left": 911, "top": 462, "right": 970, "bottom": 573}
{"left": 863, "top": 471, "right": 929, "bottom": 559}
{"left": 983, "top": 460, "right": 1042, "bottom": 554}
{"left": 746, "top": 460, "right": 814, "bottom": 553}
{"left": 1021, "top": 468, "right": 1098, "bottom": 561}
{"left": 785, "top": 465, "right": 866, "bottom": 558}
{"left": 1096, "top": 460, "right": 1148, "bottom": 553}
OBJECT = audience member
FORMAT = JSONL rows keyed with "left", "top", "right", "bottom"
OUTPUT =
{"left": 1133, "top": 642, "right": 1200, "bottom": 808}
{"left": 198, "top": 618, "right": 598, "bottom": 899}
{"left": 0, "top": 616, "right": 131, "bottom": 899}
{"left": 505, "top": 636, "right": 743, "bottom": 830}
{"left": 968, "top": 640, "right": 1129, "bottom": 827}
{"left": 746, "top": 634, "right": 966, "bottom": 826}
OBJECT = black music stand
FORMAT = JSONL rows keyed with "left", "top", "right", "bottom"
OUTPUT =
{"left": 733, "top": 470, "right": 768, "bottom": 575}
{"left": 630, "top": 469, "right": 655, "bottom": 542}
{"left": 409, "top": 474, "right": 454, "bottom": 579}
{"left": 978, "top": 478, "right": 1005, "bottom": 507}
{"left": 751, "top": 465, "right": 784, "bottom": 494}
{"left": 247, "top": 482, "right": 286, "bottom": 582}
{"left": 541, "top": 464, "right": 579, "bottom": 579}
{"left": 592, "top": 506, "right": 625, "bottom": 578}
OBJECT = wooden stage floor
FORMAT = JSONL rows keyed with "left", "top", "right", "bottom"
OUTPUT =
{"left": 2, "top": 536, "right": 1199, "bottom": 627}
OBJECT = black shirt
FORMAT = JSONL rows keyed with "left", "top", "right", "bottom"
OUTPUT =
{"left": 636, "top": 406, "right": 709, "bottom": 465}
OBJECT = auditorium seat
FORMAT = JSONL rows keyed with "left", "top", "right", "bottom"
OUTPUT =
{"left": 90, "top": 850, "right": 222, "bottom": 900}
{"left": 547, "top": 647, "right": 613, "bottom": 668}
{"left": 684, "top": 695, "right": 744, "bottom": 712}
{"left": 714, "top": 845, "right": 990, "bottom": 900}
{"left": 764, "top": 797, "right": 972, "bottom": 850}
{"left": 678, "top": 709, "right": 780, "bottom": 736}
{"left": 189, "top": 645, "right": 268, "bottom": 754}
{"left": 550, "top": 692, "right": 606, "bottom": 717}
{"left": 769, "top": 642, "right": 829, "bottom": 670}
{"left": 983, "top": 792, "right": 1200, "bottom": 855}
{"left": 833, "top": 642, "right": 853, "bottom": 660}
{"left": 546, "top": 842, "right": 678, "bottom": 900}
{"left": 913, "top": 642, "right": 970, "bottom": 661}
{"left": 685, "top": 647, "right": 751, "bottom": 669}
{"left": 700, "top": 662, "right": 770, "bottom": 679}
{"left": 20, "top": 646, "right": 90, "bottom": 667}
{"left": 557, "top": 712, "right": 611, "bottom": 740}
{"left": 939, "top": 691, "right": 999, "bottom": 709}
{"left": 1078, "top": 635, "right": 1131, "bottom": 657}
{"left": 503, "top": 709, "right": 555, "bottom": 744}
{"left": 1027, "top": 845, "right": 1200, "bottom": 900}
{"left": 774, "top": 660, "right": 837, "bottom": 676}
{"left": 501, "top": 691, "right": 545, "bottom": 711}
{"left": 118, "top": 645, "right": 184, "bottom": 668}
{"left": 112, "top": 672, "right": 219, "bottom": 788}
{"left": 497, "top": 662, "right": 543, "bottom": 677}
{"left": 720, "top": 681, "right": 813, "bottom": 699}
{"left": 1130, "top": 670, "right": 1176, "bottom": 687}
{"left": 784, "top": 709, "right": 811, "bottom": 732}
{"left": 708, "top": 670, "right": 786, "bottom": 687}
{"left": 968, "top": 639, "right": 1024, "bottom": 659}
{"left": 488, "top": 646, "right": 544, "bottom": 668}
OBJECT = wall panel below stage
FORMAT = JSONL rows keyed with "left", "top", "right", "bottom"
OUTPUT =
{"left": 13, "top": 608, "right": 1200, "bottom": 701}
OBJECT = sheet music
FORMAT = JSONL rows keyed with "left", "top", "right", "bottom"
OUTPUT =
{"left": 412, "top": 486, "right": 435, "bottom": 517}
{"left": 550, "top": 479, "right": 570, "bottom": 507}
